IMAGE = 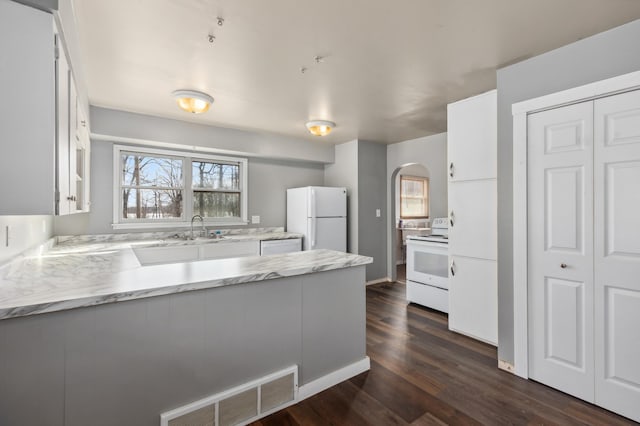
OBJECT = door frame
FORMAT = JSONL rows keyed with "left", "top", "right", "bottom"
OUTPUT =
{"left": 511, "top": 70, "right": 640, "bottom": 379}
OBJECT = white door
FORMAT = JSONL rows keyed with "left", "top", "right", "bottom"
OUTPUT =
{"left": 309, "top": 187, "right": 346, "bottom": 218}
{"left": 527, "top": 101, "right": 595, "bottom": 402}
{"left": 593, "top": 89, "right": 640, "bottom": 422}
{"left": 448, "top": 256, "right": 497, "bottom": 345}
{"left": 447, "top": 90, "right": 497, "bottom": 182}
{"left": 448, "top": 179, "right": 497, "bottom": 260}
{"left": 307, "top": 217, "right": 346, "bottom": 251}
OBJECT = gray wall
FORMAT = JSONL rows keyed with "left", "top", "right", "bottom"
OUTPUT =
{"left": 54, "top": 141, "right": 325, "bottom": 235}
{"left": 386, "top": 133, "right": 447, "bottom": 279}
{"left": 324, "top": 140, "right": 359, "bottom": 254}
{"left": 11, "top": 0, "right": 57, "bottom": 12}
{"left": 90, "top": 107, "right": 334, "bottom": 164}
{"left": 0, "top": 1, "right": 55, "bottom": 215}
{"left": 497, "top": 19, "right": 640, "bottom": 364}
{"left": 357, "top": 141, "right": 388, "bottom": 282}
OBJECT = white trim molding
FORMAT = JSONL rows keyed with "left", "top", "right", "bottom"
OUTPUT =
{"left": 511, "top": 70, "right": 640, "bottom": 379}
{"left": 298, "top": 356, "right": 370, "bottom": 401}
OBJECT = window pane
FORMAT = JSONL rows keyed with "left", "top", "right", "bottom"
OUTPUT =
{"left": 193, "top": 191, "right": 240, "bottom": 218}
{"left": 122, "top": 188, "right": 183, "bottom": 219}
{"left": 401, "top": 179, "right": 424, "bottom": 197}
{"left": 122, "top": 154, "right": 183, "bottom": 188}
{"left": 192, "top": 161, "right": 239, "bottom": 190}
{"left": 401, "top": 198, "right": 425, "bottom": 217}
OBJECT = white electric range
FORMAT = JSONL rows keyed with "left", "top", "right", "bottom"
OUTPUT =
{"left": 406, "top": 217, "right": 449, "bottom": 313}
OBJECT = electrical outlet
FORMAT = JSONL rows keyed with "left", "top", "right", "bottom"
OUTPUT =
{"left": 376, "top": 209, "right": 381, "bottom": 218}
{"left": 251, "top": 215, "right": 260, "bottom": 224}
{"left": 5, "top": 225, "right": 9, "bottom": 247}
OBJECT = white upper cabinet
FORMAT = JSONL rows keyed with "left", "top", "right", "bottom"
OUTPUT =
{"left": 56, "top": 28, "right": 91, "bottom": 215}
{"left": 447, "top": 90, "right": 497, "bottom": 182}
{"left": 448, "top": 179, "right": 497, "bottom": 260}
{"left": 0, "top": 2, "right": 55, "bottom": 215}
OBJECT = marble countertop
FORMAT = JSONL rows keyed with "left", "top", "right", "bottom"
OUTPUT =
{"left": 0, "top": 231, "right": 371, "bottom": 320}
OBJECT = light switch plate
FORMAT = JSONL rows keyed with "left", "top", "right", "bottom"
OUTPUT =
{"left": 251, "top": 215, "right": 260, "bottom": 224}
{"left": 376, "top": 209, "right": 381, "bottom": 218}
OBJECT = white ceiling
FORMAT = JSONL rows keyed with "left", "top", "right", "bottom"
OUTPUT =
{"left": 72, "top": 0, "right": 640, "bottom": 144}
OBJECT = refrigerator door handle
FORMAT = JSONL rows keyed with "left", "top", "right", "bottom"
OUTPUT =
{"left": 310, "top": 189, "right": 317, "bottom": 248}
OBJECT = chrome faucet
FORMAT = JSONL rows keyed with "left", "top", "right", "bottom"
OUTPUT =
{"left": 190, "top": 215, "right": 206, "bottom": 239}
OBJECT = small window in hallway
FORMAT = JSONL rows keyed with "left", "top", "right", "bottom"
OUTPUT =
{"left": 400, "top": 176, "right": 429, "bottom": 218}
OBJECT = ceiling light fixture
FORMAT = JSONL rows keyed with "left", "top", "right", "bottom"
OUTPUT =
{"left": 306, "top": 120, "right": 335, "bottom": 136}
{"left": 172, "top": 90, "right": 214, "bottom": 114}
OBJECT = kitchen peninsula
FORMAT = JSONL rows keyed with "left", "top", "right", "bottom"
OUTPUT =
{"left": 0, "top": 230, "right": 372, "bottom": 426}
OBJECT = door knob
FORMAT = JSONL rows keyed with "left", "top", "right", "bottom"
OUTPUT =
{"left": 560, "top": 263, "right": 567, "bottom": 269}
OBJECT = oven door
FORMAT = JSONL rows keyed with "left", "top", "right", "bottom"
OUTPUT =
{"left": 406, "top": 239, "right": 449, "bottom": 289}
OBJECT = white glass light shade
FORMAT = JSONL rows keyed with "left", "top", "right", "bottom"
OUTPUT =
{"left": 305, "top": 120, "right": 335, "bottom": 136}
{"left": 172, "top": 90, "right": 214, "bottom": 114}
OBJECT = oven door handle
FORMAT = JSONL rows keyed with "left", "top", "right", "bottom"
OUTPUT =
{"left": 450, "top": 259, "right": 455, "bottom": 277}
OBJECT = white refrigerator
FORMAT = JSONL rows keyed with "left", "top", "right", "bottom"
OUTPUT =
{"left": 286, "top": 186, "right": 347, "bottom": 252}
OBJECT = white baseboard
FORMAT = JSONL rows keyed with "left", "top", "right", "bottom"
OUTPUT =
{"left": 298, "top": 356, "right": 370, "bottom": 401}
{"left": 366, "top": 277, "right": 391, "bottom": 286}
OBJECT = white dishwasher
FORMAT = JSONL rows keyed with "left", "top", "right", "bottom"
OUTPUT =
{"left": 260, "top": 238, "right": 302, "bottom": 255}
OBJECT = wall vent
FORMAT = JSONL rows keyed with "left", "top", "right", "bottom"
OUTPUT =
{"left": 160, "top": 365, "right": 298, "bottom": 426}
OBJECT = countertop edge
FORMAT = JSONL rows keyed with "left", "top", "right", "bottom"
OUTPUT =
{"left": 0, "top": 251, "right": 372, "bottom": 320}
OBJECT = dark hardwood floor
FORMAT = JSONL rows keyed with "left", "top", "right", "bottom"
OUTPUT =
{"left": 254, "top": 281, "right": 636, "bottom": 426}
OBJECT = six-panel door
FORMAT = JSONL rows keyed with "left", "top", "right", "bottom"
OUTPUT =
{"left": 593, "top": 89, "right": 640, "bottom": 422}
{"left": 527, "top": 101, "right": 595, "bottom": 402}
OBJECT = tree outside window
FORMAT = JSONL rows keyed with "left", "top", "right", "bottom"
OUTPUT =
{"left": 115, "top": 146, "right": 247, "bottom": 226}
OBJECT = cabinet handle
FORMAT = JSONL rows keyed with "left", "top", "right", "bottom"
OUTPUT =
{"left": 450, "top": 260, "right": 456, "bottom": 277}
{"left": 449, "top": 162, "right": 454, "bottom": 178}
{"left": 449, "top": 211, "right": 454, "bottom": 227}
{"left": 560, "top": 263, "right": 567, "bottom": 269}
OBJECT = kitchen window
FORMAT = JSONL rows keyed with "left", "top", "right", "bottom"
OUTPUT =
{"left": 113, "top": 145, "right": 247, "bottom": 228}
{"left": 400, "top": 175, "right": 429, "bottom": 218}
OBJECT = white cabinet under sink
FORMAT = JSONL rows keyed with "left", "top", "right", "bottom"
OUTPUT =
{"left": 133, "top": 240, "right": 260, "bottom": 266}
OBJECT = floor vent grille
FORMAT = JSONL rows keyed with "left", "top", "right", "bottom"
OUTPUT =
{"left": 161, "top": 366, "right": 298, "bottom": 426}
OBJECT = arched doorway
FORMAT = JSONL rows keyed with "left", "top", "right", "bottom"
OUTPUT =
{"left": 389, "top": 163, "right": 430, "bottom": 282}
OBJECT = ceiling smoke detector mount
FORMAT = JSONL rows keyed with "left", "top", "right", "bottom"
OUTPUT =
{"left": 305, "top": 120, "right": 335, "bottom": 136}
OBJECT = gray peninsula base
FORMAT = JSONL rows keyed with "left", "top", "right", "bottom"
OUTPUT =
{"left": 0, "top": 266, "right": 367, "bottom": 426}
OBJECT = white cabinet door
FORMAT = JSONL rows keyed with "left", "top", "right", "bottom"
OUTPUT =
{"left": 528, "top": 101, "right": 595, "bottom": 402}
{"left": 448, "top": 179, "right": 497, "bottom": 260}
{"left": 593, "top": 89, "right": 640, "bottom": 422}
{"left": 68, "top": 79, "right": 78, "bottom": 210}
{"left": 448, "top": 256, "right": 497, "bottom": 345}
{"left": 447, "top": 90, "right": 497, "bottom": 182}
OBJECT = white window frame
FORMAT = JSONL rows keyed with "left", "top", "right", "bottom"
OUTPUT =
{"left": 112, "top": 145, "right": 248, "bottom": 229}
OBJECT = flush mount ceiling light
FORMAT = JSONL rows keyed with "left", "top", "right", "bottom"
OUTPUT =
{"left": 172, "top": 90, "right": 214, "bottom": 114}
{"left": 305, "top": 120, "right": 335, "bottom": 136}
